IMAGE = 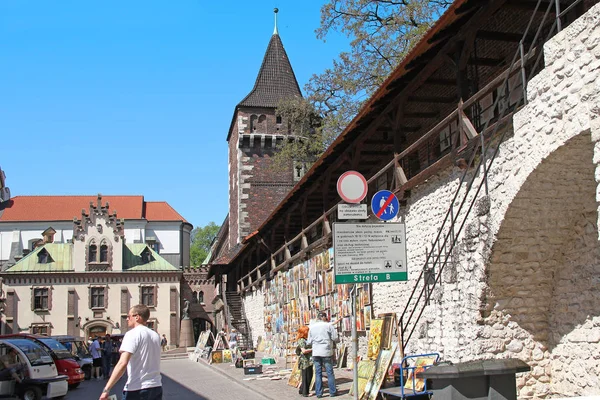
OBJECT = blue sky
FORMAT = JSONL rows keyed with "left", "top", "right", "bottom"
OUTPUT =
{"left": 0, "top": 1, "right": 349, "bottom": 228}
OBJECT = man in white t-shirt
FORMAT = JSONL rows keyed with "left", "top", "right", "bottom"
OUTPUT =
{"left": 99, "top": 304, "right": 162, "bottom": 400}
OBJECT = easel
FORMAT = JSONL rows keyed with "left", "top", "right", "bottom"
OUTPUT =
{"left": 213, "top": 332, "right": 229, "bottom": 350}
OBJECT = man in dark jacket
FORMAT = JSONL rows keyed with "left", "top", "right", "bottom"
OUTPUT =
{"left": 101, "top": 334, "right": 114, "bottom": 379}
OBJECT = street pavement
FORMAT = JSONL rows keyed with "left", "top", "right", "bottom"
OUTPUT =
{"left": 58, "top": 352, "right": 359, "bottom": 399}
{"left": 60, "top": 358, "right": 268, "bottom": 399}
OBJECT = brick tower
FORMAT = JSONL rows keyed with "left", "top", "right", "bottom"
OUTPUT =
{"left": 226, "top": 9, "right": 302, "bottom": 248}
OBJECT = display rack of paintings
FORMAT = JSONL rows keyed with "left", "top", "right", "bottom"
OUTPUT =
{"left": 262, "top": 247, "right": 374, "bottom": 361}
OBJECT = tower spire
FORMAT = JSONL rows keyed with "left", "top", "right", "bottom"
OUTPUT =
{"left": 273, "top": 8, "right": 279, "bottom": 35}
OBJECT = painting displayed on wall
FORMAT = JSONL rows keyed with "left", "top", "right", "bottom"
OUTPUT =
{"left": 364, "top": 305, "right": 372, "bottom": 329}
{"left": 367, "top": 319, "right": 383, "bottom": 360}
{"left": 262, "top": 247, "right": 374, "bottom": 357}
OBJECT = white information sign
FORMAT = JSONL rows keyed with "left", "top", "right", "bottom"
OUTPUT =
{"left": 333, "top": 223, "right": 407, "bottom": 283}
{"left": 337, "top": 204, "right": 368, "bottom": 220}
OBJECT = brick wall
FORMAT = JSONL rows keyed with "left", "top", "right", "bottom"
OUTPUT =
{"left": 229, "top": 107, "right": 295, "bottom": 245}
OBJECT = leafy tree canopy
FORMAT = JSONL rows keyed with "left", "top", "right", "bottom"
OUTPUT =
{"left": 190, "top": 222, "right": 220, "bottom": 266}
{"left": 308, "top": 0, "right": 451, "bottom": 138}
{"left": 272, "top": 97, "right": 332, "bottom": 172}
{"left": 272, "top": 1, "right": 450, "bottom": 170}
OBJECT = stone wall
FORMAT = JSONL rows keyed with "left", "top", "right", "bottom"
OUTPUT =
{"left": 372, "top": 4, "right": 600, "bottom": 398}
{"left": 238, "top": 5, "right": 600, "bottom": 397}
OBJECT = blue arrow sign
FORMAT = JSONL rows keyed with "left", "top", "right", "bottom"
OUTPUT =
{"left": 371, "top": 190, "right": 400, "bottom": 221}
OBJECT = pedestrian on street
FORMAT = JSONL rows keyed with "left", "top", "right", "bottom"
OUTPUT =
{"left": 307, "top": 311, "right": 338, "bottom": 398}
{"left": 100, "top": 304, "right": 162, "bottom": 400}
{"left": 229, "top": 329, "right": 238, "bottom": 352}
{"left": 101, "top": 334, "right": 114, "bottom": 379}
{"left": 161, "top": 334, "right": 167, "bottom": 352}
{"left": 90, "top": 336, "right": 103, "bottom": 380}
{"left": 296, "top": 325, "right": 313, "bottom": 397}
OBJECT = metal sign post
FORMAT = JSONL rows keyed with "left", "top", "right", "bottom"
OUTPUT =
{"left": 351, "top": 283, "right": 358, "bottom": 400}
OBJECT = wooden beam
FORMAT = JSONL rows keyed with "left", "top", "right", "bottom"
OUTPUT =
{"left": 394, "top": 160, "right": 408, "bottom": 190}
{"left": 459, "top": 109, "right": 478, "bottom": 140}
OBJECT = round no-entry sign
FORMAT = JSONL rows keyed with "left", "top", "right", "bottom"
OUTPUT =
{"left": 337, "top": 171, "right": 368, "bottom": 204}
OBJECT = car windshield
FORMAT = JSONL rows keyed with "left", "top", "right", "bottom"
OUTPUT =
{"left": 5, "top": 339, "right": 54, "bottom": 366}
{"left": 38, "top": 338, "right": 73, "bottom": 360}
{"left": 63, "top": 340, "right": 91, "bottom": 359}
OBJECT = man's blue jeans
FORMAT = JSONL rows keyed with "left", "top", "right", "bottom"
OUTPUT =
{"left": 122, "top": 386, "right": 163, "bottom": 400}
{"left": 312, "top": 356, "right": 336, "bottom": 397}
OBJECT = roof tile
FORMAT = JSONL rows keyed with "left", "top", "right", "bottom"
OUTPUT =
{"left": 0, "top": 195, "right": 187, "bottom": 223}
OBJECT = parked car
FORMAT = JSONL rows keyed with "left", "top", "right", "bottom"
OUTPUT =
{"left": 0, "top": 338, "right": 69, "bottom": 400}
{"left": 0, "top": 334, "right": 84, "bottom": 389}
{"left": 51, "top": 335, "right": 93, "bottom": 380}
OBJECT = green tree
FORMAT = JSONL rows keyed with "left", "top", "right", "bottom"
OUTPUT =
{"left": 190, "top": 222, "right": 220, "bottom": 266}
{"left": 272, "top": 1, "right": 450, "bottom": 169}
{"left": 271, "top": 97, "right": 330, "bottom": 172}
{"left": 308, "top": 0, "right": 451, "bottom": 139}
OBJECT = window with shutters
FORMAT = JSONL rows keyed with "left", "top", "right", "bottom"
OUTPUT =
{"left": 90, "top": 287, "right": 106, "bottom": 308}
{"left": 140, "top": 286, "right": 156, "bottom": 307}
{"left": 32, "top": 287, "right": 50, "bottom": 311}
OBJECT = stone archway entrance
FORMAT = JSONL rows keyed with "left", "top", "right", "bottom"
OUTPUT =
{"left": 83, "top": 321, "right": 113, "bottom": 340}
{"left": 483, "top": 132, "right": 600, "bottom": 396}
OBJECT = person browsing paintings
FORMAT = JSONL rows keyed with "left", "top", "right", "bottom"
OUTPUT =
{"left": 100, "top": 304, "right": 162, "bottom": 400}
{"left": 296, "top": 326, "right": 313, "bottom": 397}
{"left": 307, "top": 312, "right": 338, "bottom": 398}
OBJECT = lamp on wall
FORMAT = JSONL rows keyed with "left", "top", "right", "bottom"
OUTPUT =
{"left": 75, "top": 316, "right": 82, "bottom": 327}
{"left": 115, "top": 322, "right": 120, "bottom": 329}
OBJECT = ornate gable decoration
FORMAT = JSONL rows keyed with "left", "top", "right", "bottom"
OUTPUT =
{"left": 73, "top": 194, "right": 124, "bottom": 242}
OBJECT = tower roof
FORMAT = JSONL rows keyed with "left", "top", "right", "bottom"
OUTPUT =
{"left": 237, "top": 32, "right": 302, "bottom": 109}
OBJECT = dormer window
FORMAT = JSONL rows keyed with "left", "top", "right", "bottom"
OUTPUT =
{"left": 198, "top": 291, "right": 204, "bottom": 304}
{"left": 37, "top": 249, "right": 53, "bottom": 264}
{"left": 141, "top": 248, "right": 154, "bottom": 264}
{"left": 42, "top": 227, "right": 56, "bottom": 244}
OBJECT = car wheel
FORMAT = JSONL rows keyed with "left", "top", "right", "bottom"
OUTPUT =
{"left": 69, "top": 382, "right": 81, "bottom": 389}
{"left": 20, "top": 385, "right": 42, "bottom": 400}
